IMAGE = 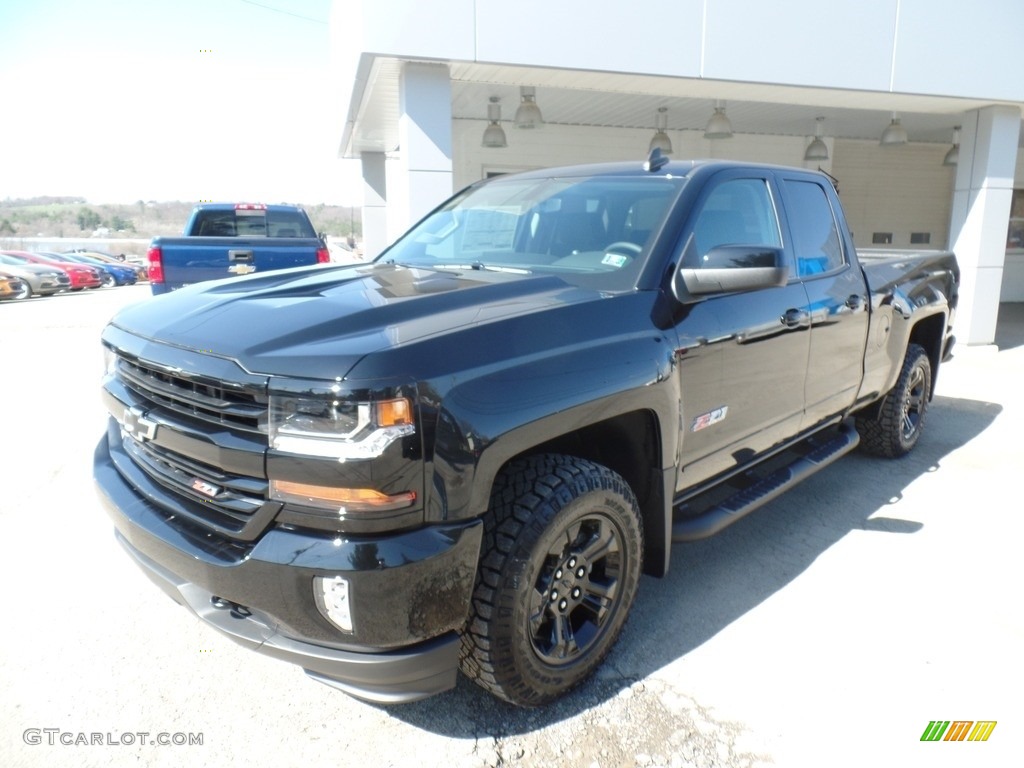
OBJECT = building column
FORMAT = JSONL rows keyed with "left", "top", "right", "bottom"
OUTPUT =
{"left": 948, "top": 105, "right": 1022, "bottom": 345}
{"left": 360, "top": 151, "right": 388, "bottom": 259}
{"left": 395, "top": 62, "right": 453, "bottom": 236}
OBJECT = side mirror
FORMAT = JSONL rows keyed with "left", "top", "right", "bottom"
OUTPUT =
{"left": 672, "top": 244, "right": 788, "bottom": 302}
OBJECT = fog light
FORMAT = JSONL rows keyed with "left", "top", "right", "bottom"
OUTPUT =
{"left": 314, "top": 575, "right": 353, "bottom": 633}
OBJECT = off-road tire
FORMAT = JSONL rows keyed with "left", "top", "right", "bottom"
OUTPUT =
{"left": 459, "top": 454, "right": 643, "bottom": 707}
{"left": 856, "top": 343, "right": 932, "bottom": 457}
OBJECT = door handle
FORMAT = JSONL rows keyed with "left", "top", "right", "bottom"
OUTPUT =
{"left": 781, "top": 308, "right": 808, "bottom": 328}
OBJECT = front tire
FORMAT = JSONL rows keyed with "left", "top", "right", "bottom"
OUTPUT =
{"left": 856, "top": 343, "right": 932, "bottom": 457}
{"left": 460, "top": 454, "right": 643, "bottom": 707}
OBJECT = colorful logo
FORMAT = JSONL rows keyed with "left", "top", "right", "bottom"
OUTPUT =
{"left": 920, "top": 721, "right": 997, "bottom": 742}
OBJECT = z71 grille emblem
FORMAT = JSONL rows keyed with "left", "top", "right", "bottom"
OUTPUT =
{"left": 123, "top": 406, "right": 158, "bottom": 442}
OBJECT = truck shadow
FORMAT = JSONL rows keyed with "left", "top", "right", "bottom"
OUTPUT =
{"left": 379, "top": 393, "right": 1001, "bottom": 735}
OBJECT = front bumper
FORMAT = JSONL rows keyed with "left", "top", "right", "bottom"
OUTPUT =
{"left": 94, "top": 432, "right": 482, "bottom": 703}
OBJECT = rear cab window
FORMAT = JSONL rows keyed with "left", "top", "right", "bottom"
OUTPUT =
{"left": 190, "top": 206, "right": 316, "bottom": 238}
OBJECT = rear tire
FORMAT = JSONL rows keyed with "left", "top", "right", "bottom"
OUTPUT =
{"left": 460, "top": 454, "right": 643, "bottom": 706}
{"left": 13, "top": 282, "right": 32, "bottom": 300}
{"left": 856, "top": 343, "right": 932, "bottom": 457}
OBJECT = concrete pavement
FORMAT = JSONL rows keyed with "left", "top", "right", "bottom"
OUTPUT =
{"left": 1, "top": 287, "right": 1020, "bottom": 768}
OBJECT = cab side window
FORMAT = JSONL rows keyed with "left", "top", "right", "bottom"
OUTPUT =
{"left": 783, "top": 180, "right": 845, "bottom": 276}
{"left": 691, "top": 178, "right": 782, "bottom": 264}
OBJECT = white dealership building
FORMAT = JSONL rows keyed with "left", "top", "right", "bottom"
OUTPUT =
{"left": 332, "top": 0, "right": 1024, "bottom": 345}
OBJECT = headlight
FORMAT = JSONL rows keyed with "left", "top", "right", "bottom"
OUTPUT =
{"left": 102, "top": 345, "right": 118, "bottom": 378}
{"left": 269, "top": 394, "right": 415, "bottom": 461}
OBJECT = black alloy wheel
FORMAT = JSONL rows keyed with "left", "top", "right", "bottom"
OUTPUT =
{"left": 856, "top": 343, "right": 932, "bottom": 457}
{"left": 460, "top": 454, "right": 643, "bottom": 706}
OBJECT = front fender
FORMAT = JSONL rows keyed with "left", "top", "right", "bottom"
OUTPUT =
{"left": 426, "top": 333, "right": 679, "bottom": 523}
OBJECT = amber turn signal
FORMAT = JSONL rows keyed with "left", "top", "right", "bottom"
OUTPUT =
{"left": 270, "top": 479, "right": 416, "bottom": 512}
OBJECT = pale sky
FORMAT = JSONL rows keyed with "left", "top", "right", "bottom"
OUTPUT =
{"left": 0, "top": 0, "right": 360, "bottom": 204}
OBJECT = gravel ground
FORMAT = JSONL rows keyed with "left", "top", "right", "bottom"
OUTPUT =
{"left": 1, "top": 286, "right": 1021, "bottom": 768}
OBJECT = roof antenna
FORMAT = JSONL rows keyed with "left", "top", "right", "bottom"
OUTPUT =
{"left": 817, "top": 167, "right": 840, "bottom": 192}
{"left": 644, "top": 147, "right": 669, "bottom": 172}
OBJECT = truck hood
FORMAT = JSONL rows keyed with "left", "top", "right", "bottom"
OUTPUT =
{"left": 111, "top": 263, "right": 599, "bottom": 380}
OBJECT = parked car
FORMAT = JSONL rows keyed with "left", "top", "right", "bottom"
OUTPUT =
{"left": 0, "top": 253, "right": 71, "bottom": 298}
{"left": 66, "top": 250, "right": 148, "bottom": 281}
{"left": 1, "top": 251, "right": 103, "bottom": 291}
{"left": 0, "top": 271, "right": 29, "bottom": 301}
{"left": 42, "top": 252, "right": 137, "bottom": 287}
{"left": 69, "top": 247, "right": 146, "bottom": 268}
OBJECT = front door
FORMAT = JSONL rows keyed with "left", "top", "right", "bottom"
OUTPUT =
{"left": 673, "top": 173, "right": 810, "bottom": 492}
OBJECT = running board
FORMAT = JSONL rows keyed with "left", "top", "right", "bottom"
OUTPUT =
{"left": 671, "top": 421, "right": 860, "bottom": 542}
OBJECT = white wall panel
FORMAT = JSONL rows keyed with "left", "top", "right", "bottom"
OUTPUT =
{"left": 893, "top": 0, "right": 1024, "bottom": 101}
{"left": 475, "top": 1, "right": 704, "bottom": 76}
{"left": 702, "top": 0, "right": 897, "bottom": 91}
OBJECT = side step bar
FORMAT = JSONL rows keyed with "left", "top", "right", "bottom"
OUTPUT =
{"left": 671, "top": 420, "right": 860, "bottom": 542}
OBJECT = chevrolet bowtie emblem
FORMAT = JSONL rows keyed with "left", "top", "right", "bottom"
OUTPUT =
{"left": 228, "top": 263, "right": 257, "bottom": 275}
{"left": 123, "top": 406, "right": 158, "bottom": 442}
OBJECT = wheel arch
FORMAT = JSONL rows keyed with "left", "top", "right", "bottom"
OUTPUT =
{"left": 459, "top": 406, "right": 673, "bottom": 578}
{"left": 907, "top": 311, "right": 948, "bottom": 399}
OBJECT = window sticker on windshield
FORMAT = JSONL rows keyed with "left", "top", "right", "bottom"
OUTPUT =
{"left": 601, "top": 253, "right": 629, "bottom": 268}
{"left": 461, "top": 209, "right": 518, "bottom": 250}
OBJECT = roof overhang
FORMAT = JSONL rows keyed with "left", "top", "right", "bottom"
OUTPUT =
{"left": 339, "top": 56, "right": 1024, "bottom": 158}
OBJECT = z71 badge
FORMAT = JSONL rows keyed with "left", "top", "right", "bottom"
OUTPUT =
{"left": 691, "top": 406, "right": 728, "bottom": 433}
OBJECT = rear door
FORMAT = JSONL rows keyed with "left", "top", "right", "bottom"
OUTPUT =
{"left": 673, "top": 170, "right": 811, "bottom": 488}
{"left": 776, "top": 174, "right": 869, "bottom": 429}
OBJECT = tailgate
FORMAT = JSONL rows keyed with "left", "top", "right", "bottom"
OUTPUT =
{"left": 161, "top": 238, "right": 322, "bottom": 288}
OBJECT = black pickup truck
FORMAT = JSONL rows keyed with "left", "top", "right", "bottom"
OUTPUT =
{"left": 94, "top": 155, "right": 958, "bottom": 707}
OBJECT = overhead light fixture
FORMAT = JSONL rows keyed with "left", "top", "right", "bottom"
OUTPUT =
{"left": 648, "top": 107, "right": 672, "bottom": 155}
{"left": 481, "top": 96, "right": 507, "bottom": 148}
{"left": 804, "top": 117, "right": 829, "bottom": 161}
{"left": 943, "top": 125, "right": 960, "bottom": 166}
{"left": 880, "top": 113, "right": 908, "bottom": 146}
{"left": 704, "top": 100, "right": 733, "bottom": 139}
{"left": 514, "top": 86, "right": 543, "bottom": 129}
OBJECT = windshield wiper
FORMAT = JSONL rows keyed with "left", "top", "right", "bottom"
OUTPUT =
{"left": 430, "top": 262, "right": 532, "bottom": 275}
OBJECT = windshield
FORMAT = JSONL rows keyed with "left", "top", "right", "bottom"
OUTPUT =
{"left": 378, "top": 174, "right": 685, "bottom": 290}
